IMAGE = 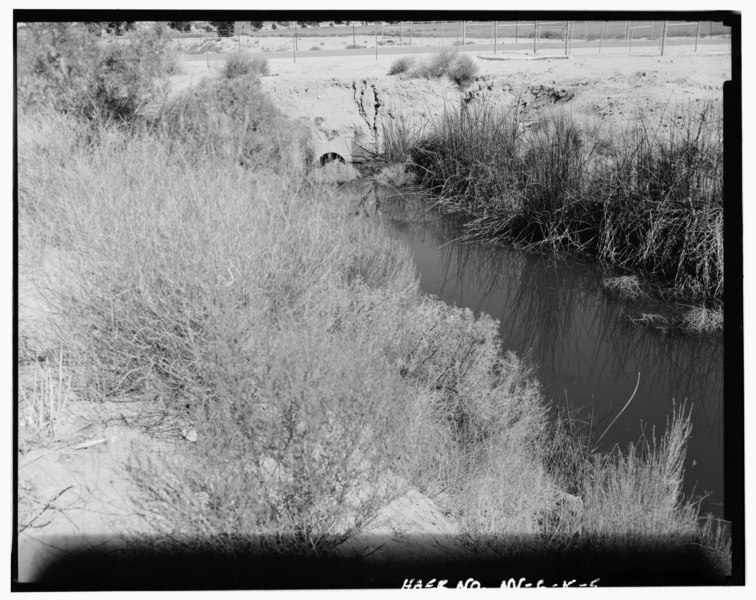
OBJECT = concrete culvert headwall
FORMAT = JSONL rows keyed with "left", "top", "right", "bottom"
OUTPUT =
{"left": 319, "top": 152, "right": 345, "bottom": 166}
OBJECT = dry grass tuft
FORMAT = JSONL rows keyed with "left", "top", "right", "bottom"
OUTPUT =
{"left": 602, "top": 275, "right": 646, "bottom": 300}
{"left": 19, "top": 352, "right": 72, "bottom": 450}
{"left": 680, "top": 305, "right": 724, "bottom": 333}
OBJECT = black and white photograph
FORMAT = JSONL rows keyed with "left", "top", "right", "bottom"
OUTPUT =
{"left": 12, "top": 5, "right": 743, "bottom": 591}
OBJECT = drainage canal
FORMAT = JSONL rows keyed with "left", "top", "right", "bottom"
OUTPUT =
{"left": 379, "top": 188, "right": 724, "bottom": 520}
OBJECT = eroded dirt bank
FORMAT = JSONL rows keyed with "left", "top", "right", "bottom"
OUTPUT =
{"left": 256, "top": 50, "right": 730, "bottom": 159}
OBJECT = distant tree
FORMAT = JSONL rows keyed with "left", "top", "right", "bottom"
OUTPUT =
{"left": 333, "top": 20, "right": 344, "bottom": 25}
{"left": 83, "top": 22, "right": 107, "bottom": 34}
{"left": 249, "top": 22, "right": 263, "bottom": 30}
{"left": 169, "top": 21, "right": 192, "bottom": 32}
{"left": 211, "top": 21, "right": 235, "bottom": 36}
{"left": 297, "top": 21, "right": 320, "bottom": 28}
{"left": 105, "top": 22, "right": 134, "bottom": 35}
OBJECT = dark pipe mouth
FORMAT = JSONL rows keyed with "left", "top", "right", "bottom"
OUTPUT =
{"left": 319, "top": 152, "right": 346, "bottom": 167}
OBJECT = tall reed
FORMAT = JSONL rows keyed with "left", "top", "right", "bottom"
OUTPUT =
{"left": 392, "top": 101, "right": 724, "bottom": 304}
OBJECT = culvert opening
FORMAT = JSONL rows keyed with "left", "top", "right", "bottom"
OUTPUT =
{"left": 319, "top": 152, "right": 346, "bottom": 167}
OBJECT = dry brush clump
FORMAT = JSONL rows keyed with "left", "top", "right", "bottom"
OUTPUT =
{"left": 387, "top": 55, "right": 415, "bottom": 75}
{"left": 20, "top": 106, "right": 557, "bottom": 556}
{"left": 388, "top": 52, "right": 479, "bottom": 88}
{"left": 221, "top": 53, "right": 269, "bottom": 79}
{"left": 154, "top": 75, "right": 313, "bottom": 175}
{"left": 17, "top": 22, "right": 178, "bottom": 123}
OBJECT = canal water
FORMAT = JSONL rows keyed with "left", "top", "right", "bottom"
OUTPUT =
{"left": 379, "top": 190, "right": 724, "bottom": 519}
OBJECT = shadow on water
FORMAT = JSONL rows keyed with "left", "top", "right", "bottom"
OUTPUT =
{"left": 379, "top": 189, "right": 724, "bottom": 519}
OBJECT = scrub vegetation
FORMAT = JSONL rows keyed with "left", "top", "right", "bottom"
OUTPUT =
{"left": 389, "top": 51, "right": 480, "bottom": 87}
{"left": 17, "top": 22, "right": 729, "bottom": 580}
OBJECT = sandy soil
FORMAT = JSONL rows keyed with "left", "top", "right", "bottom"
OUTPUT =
{"left": 16, "top": 42, "right": 732, "bottom": 585}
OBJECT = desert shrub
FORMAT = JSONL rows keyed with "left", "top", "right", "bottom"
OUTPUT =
{"left": 387, "top": 56, "right": 414, "bottom": 75}
{"left": 221, "top": 53, "right": 269, "bottom": 79}
{"left": 155, "top": 76, "right": 311, "bottom": 173}
{"left": 446, "top": 54, "right": 479, "bottom": 87}
{"left": 401, "top": 52, "right": 478, "bottom": 88}
{"left": 20, "top": 106, "right": 560, "bottom": 554}
{"left": 17, "top": 22, "right": 176, "bottom": 122}
{"left": 411, "top": 51, "right": 456, "bottom": 78}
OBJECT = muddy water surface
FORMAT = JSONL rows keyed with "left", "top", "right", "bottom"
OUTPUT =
{"left": 380, "top": 189, "right": 724, "bottom": 519}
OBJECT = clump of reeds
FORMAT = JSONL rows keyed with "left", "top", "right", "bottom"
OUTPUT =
{"left": 578, "top": 403, "right": 699, "bottom": 544}
{"left": 380, "top": 112, "right": 430, "bottom": 165}
{"left": 542, "top": 403, "right": 723, "bottom": 551}
{"left": 596, "top": 103, "right": 723, "bottom": 303}
{"left": 18, "top": 350, "right": 71, "bottom": 450}
{"left": 408, "top": 101, "right": 523, "bottom": 215}
{"left": 390, "top": 100, "right": 724, "bottom": 304}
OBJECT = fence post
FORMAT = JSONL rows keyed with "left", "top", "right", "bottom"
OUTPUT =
{"left": 625, "top": 21, "right": 630, "bottom": 40}
{"left": 534, "top": 20, "right": 538, "bottom": 54}
{"left": 629, "top": 22, "right": 633, "bottom": 52}
{"left": 695, "top": 21, "right": 701, "bottom": 52}
{"left": 353, "top": 23, "right": 356, "bottom": 47}
{"left": 462, "top": 20, "right": 466, "bottom": 45}
{"left": 515, "top": 20, "right": 518, "bottom": 44}
{"left": 599, "top": 21, "right": 605, "bottom": 53}
{"left": 660, "top": 20, "right": 668, "bottom": 56}
{"left": 238, "top": 25, "right": 241, "bottom": 52}
{"left": 381, "top": 22, "right": 384, "bottom": 45}
{"left": 494, "top": 20, "right": 497, "bottom": 54}
{"left": 375, "top": 31, "right": 378, "bottom": 59}
{"left": 293, "top": 24, "right": 297, "bottom": 62}
{"left": 400, "top": 22, "right": 403, "bottom": 46}
{"left": 409, "top": 22, "right": 412, "bottom": 46}
{"left": 564, "top": 21, "right": 568, "bottom": 55}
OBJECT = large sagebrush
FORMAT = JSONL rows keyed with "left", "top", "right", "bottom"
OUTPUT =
{"left": 17, "top": 22, "right": 178, "bottom": 122}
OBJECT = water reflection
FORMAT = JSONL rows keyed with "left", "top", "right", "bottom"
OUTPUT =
{"left": 380, "top": 190, "right": 724, "bottom": 518}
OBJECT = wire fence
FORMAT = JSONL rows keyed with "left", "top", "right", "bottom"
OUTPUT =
{"left": 171, "top": 20, "right": 731, "bottom": 61}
